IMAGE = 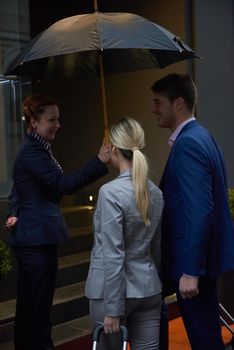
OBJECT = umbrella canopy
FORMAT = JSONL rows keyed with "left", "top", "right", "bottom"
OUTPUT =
{"left": 5, "top": 12, "right": 199, "bottom": 78}
{"left": 5, "top": 11, "right": 199, "bottom": 141}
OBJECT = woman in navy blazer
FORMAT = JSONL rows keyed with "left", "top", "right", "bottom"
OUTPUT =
{"left": 86, "top": 118, "right": 163, "bottom": 349}
{"left": 6, "top": 95, "right": 109, "bottom": 350}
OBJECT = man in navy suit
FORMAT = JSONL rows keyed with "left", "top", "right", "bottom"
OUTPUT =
{"left": 151, "top": 73, "right": 234, "bottom": 349}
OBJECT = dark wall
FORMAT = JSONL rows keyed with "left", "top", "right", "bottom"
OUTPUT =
{"left": 194, "top": 0, "right": 234, "bottom": 186}
{"left": 29, "top": 0, "right": 92, "bottom": 36}
{"left": 29, "top": 0, "right": 154, "bottom": 37}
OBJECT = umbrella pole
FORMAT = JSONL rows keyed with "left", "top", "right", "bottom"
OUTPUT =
{"left": 94, "top": 0, "right": 98, "bottom": 11}
{"left": 93, "top": 0, "right": 109, "bottom": 143}
{"left": 99, "top": 51, "right": 109, "bottom": 143}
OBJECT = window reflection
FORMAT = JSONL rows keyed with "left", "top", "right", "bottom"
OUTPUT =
{"left": 0, "top": 0, "right": 30, "bottom": 197}
{"left": 0, "top": 77, "right": 31, "bottom": 197}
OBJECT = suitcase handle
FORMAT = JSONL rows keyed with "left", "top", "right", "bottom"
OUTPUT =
{"left": 92, "top": 324, "right": 128, "bottom": 342}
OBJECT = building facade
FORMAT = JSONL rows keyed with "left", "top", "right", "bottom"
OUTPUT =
{"left": 0, "top": 0, "right": 233, "bottom": 345}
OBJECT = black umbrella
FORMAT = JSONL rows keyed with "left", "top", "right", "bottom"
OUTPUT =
{"left": 5, "top": 9, "right": 199, "bottom": 140}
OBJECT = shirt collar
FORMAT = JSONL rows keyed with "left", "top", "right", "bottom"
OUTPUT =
{"left": 168, "top": 117, "right": 196, "bottom": 146}
{"left": 27, "top": 130, "right": 63, "bottom": 172}
{"left": 27, "top": 130, "right": 51, "bottom": 151}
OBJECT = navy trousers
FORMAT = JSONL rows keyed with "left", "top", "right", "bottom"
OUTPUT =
{"left": 12, "top": 245, "right": 58, "bottom": 350}
{"left": 160, "top": 277, "right": 225, "bottom": 350}
{"left": 177, "top": 278, "right": 225, "bottom": 350}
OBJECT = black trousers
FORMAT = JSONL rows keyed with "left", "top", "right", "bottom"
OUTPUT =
{"left": 12, "top": 244, "right": 58, "bottom": 350}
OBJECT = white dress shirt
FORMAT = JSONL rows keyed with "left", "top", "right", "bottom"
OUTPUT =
{"left": 168, "top": 117, "right": 196, "bottom": 146}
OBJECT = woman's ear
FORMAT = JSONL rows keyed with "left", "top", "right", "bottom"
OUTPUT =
{"left": 30, "top": 117, "right": 37, "bottom": 131}
{"left": 112, "top": 145, "right": 117, "bottom": 154}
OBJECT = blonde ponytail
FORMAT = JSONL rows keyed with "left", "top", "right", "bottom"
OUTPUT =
{"left": 110, "top": 117, "right": 150, "bottom": 225}
{"left": 132, "top": 149, "right": 150, "bottom": 225}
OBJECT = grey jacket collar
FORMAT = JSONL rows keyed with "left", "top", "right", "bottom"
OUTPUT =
{"left": 117, "top": 169, "right": 132, "bottom": 178}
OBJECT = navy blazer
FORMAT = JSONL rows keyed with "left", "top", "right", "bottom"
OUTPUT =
{"left": 8, "top": 134, "right": 108, "bottom": 246}
{"left": 160, "top": 120, "right": 234, "bottom": 281}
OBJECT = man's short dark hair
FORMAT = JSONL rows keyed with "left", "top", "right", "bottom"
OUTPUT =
{"left": 151, "top": 73, "right": 197, "bottom": 112}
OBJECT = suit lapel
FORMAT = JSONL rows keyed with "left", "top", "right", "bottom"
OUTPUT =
{"left": 160, "top": 120, "right": 200, "bottom": 190}
{"left": 159, "top": 151, "right": 173, "bottom": 190}
{"left": 175, "top": 120, "right": 199, "bottom": 141}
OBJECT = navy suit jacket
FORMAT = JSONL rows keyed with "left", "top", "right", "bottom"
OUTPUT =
{"left": 8, "top": 134, "right": 108, "bottom": 246}
{"left": 160, "top": 120, "right": 234, "bottom": 282}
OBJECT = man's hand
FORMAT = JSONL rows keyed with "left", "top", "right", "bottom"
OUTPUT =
{"left": 179, "top": 275, "right": 199, "bottom": 299}
{"left": 103, "top": 315, "right": 120, "bottom": 334}
{"left": 98, "top": 139, "right": 111, "bottom": 164}
{"left": 5, "top": 216, "right": 18, "bottom": 231}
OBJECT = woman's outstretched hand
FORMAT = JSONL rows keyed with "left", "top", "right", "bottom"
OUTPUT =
{"left": 98, "top": 139, "right": 111, "bottom": 164}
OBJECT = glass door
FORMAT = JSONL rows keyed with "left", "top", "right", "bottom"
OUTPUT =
{"left": 0, "top": 76, "right": 31, "bottom": 197}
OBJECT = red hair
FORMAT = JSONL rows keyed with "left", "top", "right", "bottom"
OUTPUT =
{"left": 23, "top": 95, "right": 59, "bottom": 128}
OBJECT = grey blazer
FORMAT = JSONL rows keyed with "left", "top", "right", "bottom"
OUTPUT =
{"left": 85, "top": 170, "right": 164, "bottom": 317}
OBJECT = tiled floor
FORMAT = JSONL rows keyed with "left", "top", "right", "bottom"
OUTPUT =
{"left": 52, "top": 316, "right": 91, "bottom": 346}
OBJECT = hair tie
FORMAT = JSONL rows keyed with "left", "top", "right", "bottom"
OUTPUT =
{"left": 132, "top": 147, "right": 139, "bottom": 152}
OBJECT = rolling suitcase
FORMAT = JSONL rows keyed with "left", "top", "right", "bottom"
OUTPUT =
{"left": 92, "top": 324, "right": 128, "bottom": 350}
{"left": 219, "top": 303, "right": 234, "bottom": 349}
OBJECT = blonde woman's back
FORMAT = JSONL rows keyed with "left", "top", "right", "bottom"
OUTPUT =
{"left": 86, "top": 169, "right": 164, "bottom": 301}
